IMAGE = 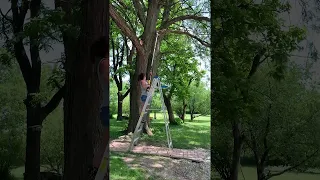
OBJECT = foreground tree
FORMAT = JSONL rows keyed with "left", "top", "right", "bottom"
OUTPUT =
{"left": 211, "top": 0, "right": 306, "bottom": 179}
{"left": 0, "top": 1, "right": 65, "bottom": 179}
{"left": 58, "top": 0, "right": 108, "bottom": 179}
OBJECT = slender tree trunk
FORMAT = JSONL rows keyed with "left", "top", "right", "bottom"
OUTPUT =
{"left": 163, "top": 94, "right": 175, "bottom": 124}
{"left": 24, "top": 93, "right": 41, "bottom": 180}
{"left": 117, "top": 93, "right": 123, "bottom": 121}
{"left": 63, "top": 0, "right": 108, "bottom": 179}
{"left": 230, "top": 122, "right": 243, "bottom": 180}
{"left": 190, "top": 109, "right": 194, "bottom": 121}
{"left": 181, "top": 100, "right": 187, "bottom": 122}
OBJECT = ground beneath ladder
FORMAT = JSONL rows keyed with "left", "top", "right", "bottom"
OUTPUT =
{"left": 110, "top": 137, "right": 211, "bottom": 179}
{"left": 119, "top": 153, "right": 211, "bottom": 180}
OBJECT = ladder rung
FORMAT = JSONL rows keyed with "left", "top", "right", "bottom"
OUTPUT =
{"left": 133, "top": 137, "right": 140, "bottom": 143}
{"left": 137, "top": 128, "right": 143, "bottom": 133}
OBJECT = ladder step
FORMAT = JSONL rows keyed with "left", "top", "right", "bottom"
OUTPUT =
{"left": 133, "top": 137, "right": 140, "bottom": 143}
{"left": 137, "top": 128, "right": 143, "bottom": 133}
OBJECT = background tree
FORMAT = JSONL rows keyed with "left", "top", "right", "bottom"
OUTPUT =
{"left": 158, "top": 35, "right": 205, "bottom": 124}
{"left": 244, "top": 62, "right": 320, "bottom": 180}
{"left": 110, "top": 22, "right": 131, "bottom": 121}
{"left": 211, "top": 0, "right": 306, "bottom": 179}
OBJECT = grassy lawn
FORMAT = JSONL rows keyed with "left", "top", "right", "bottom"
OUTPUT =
{"left": 110, "top": 152, "right": 152, "bottom": 180}
{"left": 110, "top": 113, "right": 211, "bottom": 149}
{"left": 212, "top": 166, "right": 320, "bottom": 180}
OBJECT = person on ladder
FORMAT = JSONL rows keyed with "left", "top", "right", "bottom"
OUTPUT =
{"left": 138, "top": 71, "right": 152, "bottom": 112}
{"left": 89, "top": 36, "right": 109, "bottom": 180}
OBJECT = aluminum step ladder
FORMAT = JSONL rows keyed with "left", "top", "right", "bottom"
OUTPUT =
{"left": 128, "top": 76, "right": 173, "bottom": 151}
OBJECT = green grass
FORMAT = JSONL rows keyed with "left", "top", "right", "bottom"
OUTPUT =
{"left": 110, "top": 152, "right": 149, "bottom": 180}
{"left": 212, "top": 166, "right": 320, "bottom": 180}
{"left": 11, "top": 166, "right": 49, "bottom": 180}
{"left": 110, "top": 113, "right": 211, "bottom": 149}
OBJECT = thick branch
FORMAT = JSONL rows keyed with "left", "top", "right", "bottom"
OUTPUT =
{"left": 122, "top": 88, "right": 130, "bottom": 99}
{"left": 11, "top": 0, "right": 33, "bottom": 87}
{"left": 109, "top": 4, "right": 143, "bottom": 54}
{"left": 132, "top": 0, "right": 146, "bottom": 25}
{"left": 40, "top": 85, "right": 66, "bottom": 122}
{"left": 161, "top": 15, "right": 210, "bottom": 29}
{"left": 247, "top": 48, "right": 267, "bottom": 79}
{"left": 163, "top": 29, "right": 210, "bottom": 47}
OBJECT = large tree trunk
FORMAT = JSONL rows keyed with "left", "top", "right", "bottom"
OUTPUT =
{"left": 63, "top": 0, "right": 108, "bottom": 179}
{"left": 257, "top": 164, "right": 266, "bottom": 180}
{"left": 125, "top": 0, "right": 161, "bottom": 134}
{"left": 127, "top": 55, "right": 146, "bottom": 133}
{"left": 230, "top": 122, "right": 243, "bottom": 180}
{"left": 163, "top": 94, "right": 175, "bottom": 124}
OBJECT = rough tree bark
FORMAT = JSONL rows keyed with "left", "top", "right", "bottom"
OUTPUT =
{"left": 62, "top": 0, "right": 108, "bottom": 179}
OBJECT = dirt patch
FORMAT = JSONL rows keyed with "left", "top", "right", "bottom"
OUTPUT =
{"left": 122, "top": 153, "right": 210, "bottom": 180}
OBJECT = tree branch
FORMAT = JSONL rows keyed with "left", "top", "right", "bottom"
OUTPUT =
{"left": 11, "top": 0, "right": 32, "bottom": 87}
{"left": 109, "top": 4, "right": 144, "bottom": 54}
{"left": 247, "top": 48, "right": 267, "bottom": 79}
{"left": 132, "top": 0, "right": 146, "bottom": 25}
{"left": 162, "top": 29, "right": 210, "bottom": 47}
{"left": 40, "top": 85, "right": 66, "bottom": 123}
{"left": 161, "top": 15, "right": 210, "bottom": 29}
{"left": 123, "top": 88, "right": 130, "bottom": 99}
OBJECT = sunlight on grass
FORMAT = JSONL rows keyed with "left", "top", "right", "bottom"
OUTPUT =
{"left": 110, "top": 113, "right": 210, "bottom": 149}
{"left": 110, "top": 152, "right": 149, "bottom": 180}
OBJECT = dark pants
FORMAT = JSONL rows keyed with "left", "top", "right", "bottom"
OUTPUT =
{"left": 141, "top": 95, "right": 147, "bottom": 102}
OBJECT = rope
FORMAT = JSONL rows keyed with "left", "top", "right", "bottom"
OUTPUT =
{"left": 151, "top": 31, "right": 159, "bottom": 71}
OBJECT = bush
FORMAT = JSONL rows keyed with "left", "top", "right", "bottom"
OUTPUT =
{"left": 0, "top": 130, "right": 24, "bottom": 180}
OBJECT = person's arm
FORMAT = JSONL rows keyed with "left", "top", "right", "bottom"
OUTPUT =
{"left": 141, "top": 80, "right": 150, "bottom": 89}
{"left": 99, "top": 59, "right": 109, "bottom": 82}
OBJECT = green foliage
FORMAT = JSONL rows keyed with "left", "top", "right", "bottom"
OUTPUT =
{"left": 188, "top": 82, "right": 210, "bottom": 116}
{"left": 0, "top": 63, "right": 26, "bottom": 179}
{"left": 174, "top": 117, "right": 184, "bottom": 125}
{"left": 40, "top": 106, "right": 64, "bottom": 174}
{"left": 110, "top": 80, "right": 118, "bottom": 116}
{"left": 246, "top": 63, "right": 320, "bottom": 172}
{"left": 159, "top": 34, "right": 205, "bottom": 107}
{"left": 212, "top": 0, "right": 308, "bottom": 178}
{"left": 0, "top": 48, "right": 13, "bottom": 67}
